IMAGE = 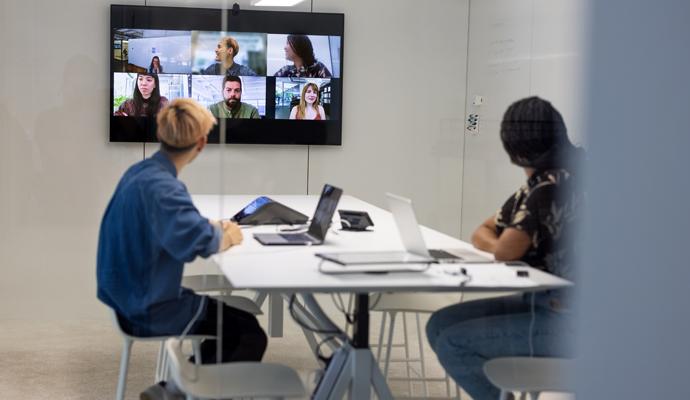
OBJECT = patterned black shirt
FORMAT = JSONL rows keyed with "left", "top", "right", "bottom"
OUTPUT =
{"left": 274, "top": 61, "right": 332, "bottom": 78}
{"left": 495, "top": 169, "right": 582, "bottom": 281}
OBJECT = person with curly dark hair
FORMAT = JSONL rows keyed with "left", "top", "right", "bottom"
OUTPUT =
{"left": 427, "top": 96, "right": 585, "bottom": 400}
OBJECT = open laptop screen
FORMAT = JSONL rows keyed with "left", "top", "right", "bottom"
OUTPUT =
{"left": 307, "top": 184, "right": 343, "bottom": 240}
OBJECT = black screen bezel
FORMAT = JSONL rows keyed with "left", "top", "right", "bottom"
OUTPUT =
{"left": 110, "top": 4, "right": 344, "bottom": 145}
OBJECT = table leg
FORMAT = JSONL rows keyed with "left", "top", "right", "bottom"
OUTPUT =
{"left": 306, "top": 293, "right": 394, "bottom": 400}
{"left": 268, "top": 293, "right": 283, "bottom": 337}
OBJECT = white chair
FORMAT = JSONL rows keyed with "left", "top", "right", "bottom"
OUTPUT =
{"left": 181, "top": 274, "right": 233, "bottom": 293}
{"left": 372, "top": 292, "right": 462, "bottom": 399}
{"left": 111, "top": 311, "right": 212, "bottom": 400}
{"left": 372, "top": 291, "right": 517, "bottom": 399}
{"left": 483, "top": 357, "right": 575, "bottom": 400}
{"left": 165, "top": 338, "right": 306, "bottom": 400}
{"left": 182, "top": 274, "right": 263, "bottom": 316}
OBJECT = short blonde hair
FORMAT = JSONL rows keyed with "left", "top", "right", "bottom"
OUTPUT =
{"left": 222, "top": 36, "right": 239, "bottom": 58}
{"left": 156, "top": 98, "right": 216, "bottom": 148}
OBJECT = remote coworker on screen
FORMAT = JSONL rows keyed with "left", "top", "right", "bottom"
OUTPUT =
{"left": 275, "top": 34, "right": 332, "bottom": 78}
{"left": 208, "top": 75, "right": 260, "bottom": 119}
{"left": 202, "top": 35, "right": 257, "bottom": 76}
{"left": 289, "top": 82, "right": 327, "bottom": 120}
{"left": 114, "top": 73, "right": 169, "bottom": 117}
{"left": 97, "top": 98, "right": 267, "bottom": 396}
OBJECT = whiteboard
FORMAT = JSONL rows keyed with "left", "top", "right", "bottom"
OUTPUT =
{"left": 461, "top": 0, "right": 587, "bottom": 239}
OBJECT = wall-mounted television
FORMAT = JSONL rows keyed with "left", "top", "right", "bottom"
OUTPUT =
{"left": 110, "top": 5, "right": 344, "bottom": 145}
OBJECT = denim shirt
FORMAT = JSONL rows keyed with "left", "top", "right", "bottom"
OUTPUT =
{"left": 97, "top": 151, "right": 220, "bottom": 335}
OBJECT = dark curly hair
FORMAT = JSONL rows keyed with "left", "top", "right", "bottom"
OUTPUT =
{"left": 500, "top": 96, "right": 580, "bottom": 170}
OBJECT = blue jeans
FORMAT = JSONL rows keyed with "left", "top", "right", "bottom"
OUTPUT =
{"left": 426, "top": 294, "right": 574, "bottom": 399}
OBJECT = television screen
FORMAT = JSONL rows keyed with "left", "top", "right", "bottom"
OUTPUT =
{"left": 110, "top": 5, "right": 344, "bottom": 145}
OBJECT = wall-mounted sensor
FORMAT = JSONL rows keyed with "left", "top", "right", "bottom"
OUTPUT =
{"left": 472, "top": 95, "right": 484, "bottom": 106}
{"left": 466, "top": 113, "right": 480, "bottom": 134}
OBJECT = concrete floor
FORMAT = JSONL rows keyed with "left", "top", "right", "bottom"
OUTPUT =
{"left": 0, "top": 292, "right": 573, "bottom": 399}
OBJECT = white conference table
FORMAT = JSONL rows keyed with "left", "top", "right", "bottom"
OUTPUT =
{"left": 193, "top": 194, "right": 572, "bottom": 399}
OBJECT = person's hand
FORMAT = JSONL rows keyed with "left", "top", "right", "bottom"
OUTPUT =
{"left": 220, "top": 220, "right": 243, "bottom": 251}
{"left": 223, "top": 220, "right": 243, "bottom": 245}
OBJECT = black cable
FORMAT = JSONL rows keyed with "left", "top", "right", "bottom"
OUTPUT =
{"left": 314, "top": 335, "right": 342, "bottom": 364}
{"left": 288, "top": 294, "right": 342, "bottom": 335}
{"left": 330, "top": 293, "right": 355, "bottom": 325}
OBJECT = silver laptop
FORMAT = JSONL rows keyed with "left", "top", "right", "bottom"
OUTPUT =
{"left": 253, "top": 184, "right": 343, "bottom": 245}
{"left": 386, "top": 193, "right": 492, "bottom": 263}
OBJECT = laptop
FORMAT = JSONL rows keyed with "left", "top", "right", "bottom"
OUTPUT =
{"left": 386, "top": 193, "right": 492, "bottom": 263}
{"left": 253, "top": 184, "right": 343, "bottom": 245}
{"left": 316, "top": 193, "right": 491, "bottom": 273}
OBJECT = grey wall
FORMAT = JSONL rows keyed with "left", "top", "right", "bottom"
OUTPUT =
{"left": 0, "top": 0, "right": 469, "bottom": 320}
{"left": 577, "top": 0, "right": 690, "bottom": 398}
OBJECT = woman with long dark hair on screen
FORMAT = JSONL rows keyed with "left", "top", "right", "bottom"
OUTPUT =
{"left": 289, "top": 83, "right": 326, "bottom": 120}
{"left": 114, "top": 73, "right": 169, "bottom": 117}
{"left": 426, "top": 97, "right": 585, "bottom": 400}
{"left": 275, "top": 35, "right": 332, "bottom": 78}
{"left": 148, "top": 56, "right": 163, "bottom": 74}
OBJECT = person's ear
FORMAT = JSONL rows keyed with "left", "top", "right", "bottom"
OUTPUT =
{"left": 197, "top": 135, "right": 208, "bottom": 152}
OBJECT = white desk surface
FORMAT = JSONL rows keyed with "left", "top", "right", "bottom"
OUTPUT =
{"left": 193, "top": 194, "right": 572, "bottom": 293}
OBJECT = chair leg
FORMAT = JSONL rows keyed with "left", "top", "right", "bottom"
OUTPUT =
{"left": 155, "top": 341, "right": 165, "bottom": 382}
{"left": 519, "top": 392, "right": 528, "bottom": 400}
{"left": 116, "top": 338, "right": 133, "bottom": 400}
{"left": 191, "top": 339, "right": 202, "bottom": 366}
{"left": 383, "top": 312, "right": 397, "bottom": 378}
{"left": 376, "top": 312, "right": 387, "bottom": 362}
{"left": 529, "top": 392, "right": 540, "bottom": 400}
{"left": 401, "top": 312, "right": 412, "bottom": 395}
{"left": 444, "top": 371, "right": 452, "bottom": 398}
{"left": 499, "top": 390, "right": 511, "bottom": 400}
{"left": 414, "top": 313, "right": 429, "bottom": 398}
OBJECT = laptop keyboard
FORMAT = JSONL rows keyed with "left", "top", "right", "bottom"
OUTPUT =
{"left": 280, "top": 233, "right": 312, "bottom": 242}
{"left": 429, "top": 249, "right": 461, "bottom": 260}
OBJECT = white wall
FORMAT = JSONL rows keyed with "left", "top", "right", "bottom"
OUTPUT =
{"left": 308, "top": 0, "right": 468, "bottom": 238}
{"left": 0, "top": 0, "right": 469, "bottom": 320}
{"left": 460, "top": 0, "right": 586, "bottom": 239}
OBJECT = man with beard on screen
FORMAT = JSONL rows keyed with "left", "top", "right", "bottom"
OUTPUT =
{"left": 208, "top": 75, "right": 260, "bottom": 119}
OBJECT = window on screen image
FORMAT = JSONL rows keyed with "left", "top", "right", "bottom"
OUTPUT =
{"left": 208, "top": 76, "right": 260, "bottom": 119}
{"left": 114, "top": 73, "right": 169, "bottom": 117}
